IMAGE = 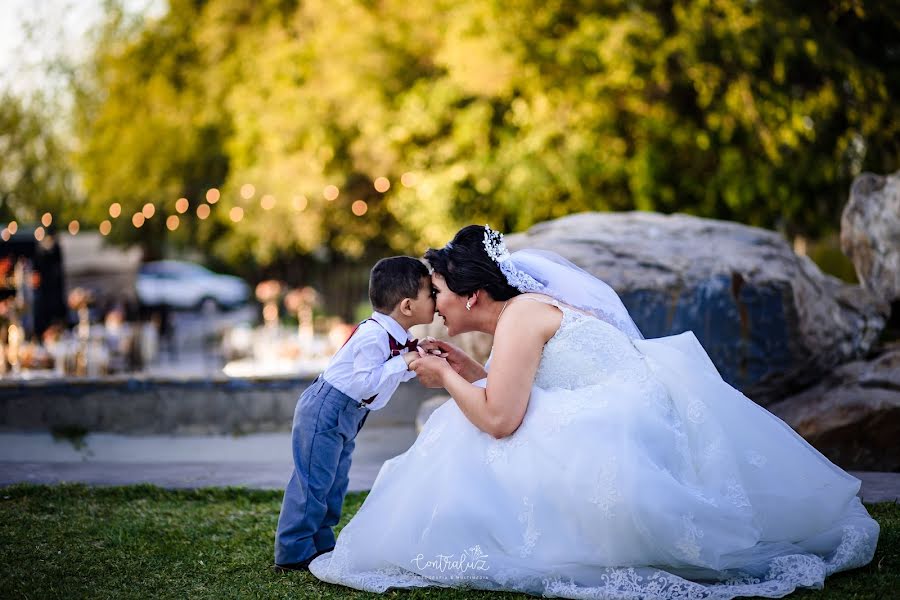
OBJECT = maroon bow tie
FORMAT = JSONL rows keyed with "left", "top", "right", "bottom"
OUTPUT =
{"left": 389, "top": 337, "right": 419, "bottom": 357}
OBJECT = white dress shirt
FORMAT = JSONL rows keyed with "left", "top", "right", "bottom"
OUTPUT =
{"left": 322, "top": 311, "right": 417, "bottom": 410}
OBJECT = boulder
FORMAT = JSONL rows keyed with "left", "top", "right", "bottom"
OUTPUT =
{"left": 841, "top": 171, "right": 900, "bottom": 306}
{"left": 506, "top": 212, "right": 886, "bottom": 405}
{"left": 768, "top": 344, "right": 900, "bottom": 471}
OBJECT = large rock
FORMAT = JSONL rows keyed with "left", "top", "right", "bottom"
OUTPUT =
{"left": 768, "top": 344, "right": 900, "bottom": 471}
{"left": 841, "top": 171, "right": 900, "bottom": 306}
{"left": 506, "top": 212, "right": 886, "bottom": 405}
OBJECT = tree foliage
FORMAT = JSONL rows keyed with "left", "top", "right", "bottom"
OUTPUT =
{"left": 0, "top": 91, "right": 80, "bottom": 226}
{"left": 67, "top": 0, "right": 900, "bottom": 269}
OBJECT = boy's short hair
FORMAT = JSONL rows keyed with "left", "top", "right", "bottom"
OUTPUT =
{"left": 369, "top": 256, "right": 430, "bottom": 313}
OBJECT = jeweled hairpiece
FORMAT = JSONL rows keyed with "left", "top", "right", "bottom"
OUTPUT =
{"left": 483, "top": 225, "right": 510, "bottom": 263}
{"left": 482, "top": 224, "right": 544, "bottom": 293}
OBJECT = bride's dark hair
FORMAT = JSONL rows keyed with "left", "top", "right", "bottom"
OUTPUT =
{"left": 424, "top": 225, "right": 521, "bottom": 301}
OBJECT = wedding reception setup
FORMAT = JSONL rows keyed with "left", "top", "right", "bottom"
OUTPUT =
{"left": 0, "top": 227, "right": 359, "bottom": 381}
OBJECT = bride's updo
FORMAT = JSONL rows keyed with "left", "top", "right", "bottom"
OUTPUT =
{"left": 424, "top": 225, "right": 521, "bottom": 301}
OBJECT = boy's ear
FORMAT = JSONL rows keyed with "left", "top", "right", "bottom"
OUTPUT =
{"left": 399, "top": 297, "right": 413, "bottom": 316}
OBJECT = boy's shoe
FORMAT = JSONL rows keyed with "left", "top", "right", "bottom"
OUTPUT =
{"left": 272, "top": 558, "right": 313, "bottom": 573}
{"left": 272, "top": 547, "right": 334, "bottom": 573}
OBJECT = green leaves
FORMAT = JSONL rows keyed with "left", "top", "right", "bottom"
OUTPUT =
{"left": 0, "top": 92, "right": 79, "bottom": 225}
{"left": 66, "top": 0, "right": 899, "bottom": 267}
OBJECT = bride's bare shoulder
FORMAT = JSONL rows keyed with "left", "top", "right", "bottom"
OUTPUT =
{"left": 510, "top": 292, "right": 559, "bottom": 306}
{"left": 499, "top": 293, "right": 563, "bottom": 341}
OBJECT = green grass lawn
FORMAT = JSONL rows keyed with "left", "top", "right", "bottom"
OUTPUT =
{"left": 0, "top": 484, "right": 896, "bottom": 599}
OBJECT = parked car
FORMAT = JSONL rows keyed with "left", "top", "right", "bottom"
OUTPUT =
{"left": 136, "top": 260, "right": 250, "bottom": 311}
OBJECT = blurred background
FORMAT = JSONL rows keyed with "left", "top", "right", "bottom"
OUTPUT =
{"left": 0, "top": 0, "right": 898, "bottom": 380}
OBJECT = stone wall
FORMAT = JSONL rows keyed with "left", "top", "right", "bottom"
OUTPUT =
{"left": 0, "top": 376, "right": 430, "bottom": 434}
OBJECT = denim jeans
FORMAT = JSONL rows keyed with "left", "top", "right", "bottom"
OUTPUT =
{"left": 274, "top": 377, "right": 370, "bottom": 564}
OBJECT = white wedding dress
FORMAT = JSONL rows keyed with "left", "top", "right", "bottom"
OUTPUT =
{"left": 310, "top": 299, "right": 879, "bottom": 599}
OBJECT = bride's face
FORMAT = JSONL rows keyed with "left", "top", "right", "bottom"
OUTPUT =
{"left": 431, "top": 272, "right": 470, "bottom": 336}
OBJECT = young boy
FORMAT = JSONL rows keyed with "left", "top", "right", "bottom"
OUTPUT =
{"left": 274, "top": 256, "right": 435, "bottom": 571}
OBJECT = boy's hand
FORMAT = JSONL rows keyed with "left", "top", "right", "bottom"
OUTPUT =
{"left": 409, "top": 353, "right": 453, "bottom": 388}
{"left": 403, "top": 351, "right": 418, "bottom": 368}
{"left": 418, "top": 337, "right": 485, "bottom": 382}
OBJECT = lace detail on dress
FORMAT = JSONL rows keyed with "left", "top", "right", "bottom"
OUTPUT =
{"left": 724, "top": 477, "right": 752, "bottom": 510}
{"left": 485, "top": 433, "right": 525, "bottom": 465}
{"left": 686, "top": 485, "right": 720, "bottom": 508}
{"left": 687, "top": 399, "right": 707, "bottom": 424}
{"left": 532, "top": 304, "right": 652, "bottom": 391}
{"left": 589, "top": 455, "right": 621, "bottom": 517}
{"left": 547, "top": 395, "right": 600, "bottom": 433}
{"left": 674, "top": 513, "right": 705, "bottom": 562}
{"left": 825, "top": 521, "right": 878, "bottom": 575}
{"left": 745, "top": 450, "right": 767, "bottom": 468}
{"left": 308, "top": 514, "right": 881, "bottom": 598}
{"left": 518, "top": 497, "right": 541, "bottom": 558}
{"left": 538, "top": 556, "right": 828, "bottom": 600}
{"left": 415, "top": 420, "right": 446, "bottom": 458}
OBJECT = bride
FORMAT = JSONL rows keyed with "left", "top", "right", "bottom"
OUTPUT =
{"left": 310, "top": 225, "right": 879, "bottom": 598}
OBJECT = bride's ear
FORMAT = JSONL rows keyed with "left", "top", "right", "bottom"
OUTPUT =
{"left": 466, "top": 291, "right": 478, "bottom": 311}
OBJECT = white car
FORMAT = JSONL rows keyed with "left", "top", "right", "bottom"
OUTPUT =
{"left": 136, "top": 260, "right": 250, "bottom": 310}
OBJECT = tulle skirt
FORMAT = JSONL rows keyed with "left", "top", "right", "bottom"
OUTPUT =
{"left": 310, "top": 332, "right": 879, "bottom": 599}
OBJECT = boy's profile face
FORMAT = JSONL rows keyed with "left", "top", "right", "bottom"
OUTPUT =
{"left": 407, "top": 276, "right": 437, "bottom": 325}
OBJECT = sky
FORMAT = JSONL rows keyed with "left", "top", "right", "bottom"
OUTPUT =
{"left": 0, "top": 0, "right": 163, "bottom": 98}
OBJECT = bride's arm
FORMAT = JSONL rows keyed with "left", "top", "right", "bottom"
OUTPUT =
{"left": 413, "top": 300, "right": 561, "bottom": 439}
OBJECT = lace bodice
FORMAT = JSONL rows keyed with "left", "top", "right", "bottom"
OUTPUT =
{"left": 532, "top": 301, "right": 650, "bottom": 391}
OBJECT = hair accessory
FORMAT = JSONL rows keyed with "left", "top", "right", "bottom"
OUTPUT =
{"left": 483, "top": 225, "right": 544, "bottom": 292}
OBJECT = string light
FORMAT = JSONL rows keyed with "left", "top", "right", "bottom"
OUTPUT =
{"left": 351, "top": 200, "right": 368, "bottom": 216}
{"left": 400, "top": 172, "right": 418, "bottom": 187}
{"left": 109, "top": 203, "right": 121, "bottom": 218}
{"left": 175, "top": 197, "right": 189, "bottom": 214}
{"left": 240, "top": 184, "right": 255, "bottom": 199}
{"left": 142, "top": 203, "right": 155, "bottom": 218}
{"left": 34, "top": 226, "right": 45, "bottom": 241}
{"left": 132, "top": 213, "right": 145, "bottom": 228}
{"left": 323, "top": 185, "right": 339, "bottom": 201}
{"left": 229, "top": 207, "right": 244, "bottom": 222}
{"left": 206, "top": 188, "right": 220, "bottom": 204}
{"left": 8, "top": 221, "right": 18, "bottom": 234}
{"left": 293, "top": 195, "right": 308, "bottom": 211}
{"left": 1, "top": 229, "right": 9, "bottom": 241}
{"left": 374, "top": 177, "right": 390, "bottom": 193}
{"left": 99, "top": 220, "right": 112, "bottom": 235}
{"left": 197, "top": 204, "right": 211, "bottom": 220}
{"left": 260, "top": 194, "right": 276, "bottom": 210}
{"left": 41, "top": 212, "right": 52, "bottom": 227}
{"left": 166, "top": 215, "right": 179, "bottom": 231}
{"left": 68, "top": 220, "right": 80, "bottom": 235}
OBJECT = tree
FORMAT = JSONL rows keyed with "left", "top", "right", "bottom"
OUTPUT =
{"left": 0, "top": 91, "right": 80, "bottom": 227}
{"left": 70, "top": 0, "right": 900, "bottom": 271}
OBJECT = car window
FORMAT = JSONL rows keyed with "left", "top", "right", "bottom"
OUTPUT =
{"left": 140, "top": 264, "right": 163, "bottom": 276}
{"left": 174, "top": 263, "right": 211, "bottom": 277}
{"left": 142, "top": 261, "right": 212, "bottom": 278}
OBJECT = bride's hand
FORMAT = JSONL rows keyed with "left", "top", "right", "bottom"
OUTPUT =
{"left": 418, "top": 337, "right": 486, "bottom": 382}
{"left": 409, "top": 350, "right": 454, "bottom": 388}
{"left": 418, "top": 336, "right": 451, "bottom": 357}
